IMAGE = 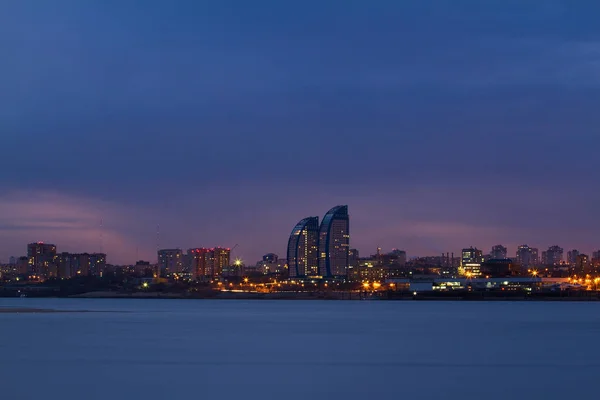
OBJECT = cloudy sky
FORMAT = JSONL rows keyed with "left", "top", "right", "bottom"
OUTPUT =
{"left": 2, "top": 0, "right": 600, "bottom": 264}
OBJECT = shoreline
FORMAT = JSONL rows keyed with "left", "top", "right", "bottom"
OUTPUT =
{"left": 2, "top": 290, "right": 599, "bottom": 301}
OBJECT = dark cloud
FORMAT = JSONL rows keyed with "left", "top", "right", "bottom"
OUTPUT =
{"left": 1, "top": 0, "right": 600, "bottom": 262}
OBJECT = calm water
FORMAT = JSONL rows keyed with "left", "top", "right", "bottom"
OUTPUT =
{"left": 1, "top": 298, "right": 599, "bottom": 400}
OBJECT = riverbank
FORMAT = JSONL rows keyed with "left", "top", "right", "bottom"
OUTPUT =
{"left": 58, "top": 290, "right": 600, "bottom": 301}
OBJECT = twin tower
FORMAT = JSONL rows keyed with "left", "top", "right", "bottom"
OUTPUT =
{"left": 287, "top": 205, "right": 350, "bottom": 279}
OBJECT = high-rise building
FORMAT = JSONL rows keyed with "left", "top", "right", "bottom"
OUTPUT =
{"left": 575, "top": 254, "right": 590, "bottom": 275}
{"left": 461, "top": 247, "right": 484, "bottom": 277}
{"left": 287, "top": 217, "right": 319, "bottom": 278}
{"left": 27, "top": 242, "right": 57, "bottom": 278}
{"left": 213, "top": 247, "right": 231, "bottom": 276}
{"left": 348, "top": 249, "right": 360, "bottom": 268}
{"left": 89, "top": 253, "right": 107, "bottom": 276}
{"left": 259, "top": 253, "right": 285, "bottom": 276}
{"left": 542, "top": 246, "right": 564, "bottom": 266}
{"left": 186, "top": 247, "right": 230, "bottom": 278}
{"left": 390, "top": 249, "right": 407, "bottom": 266}
{"left": 516, "top": 245, "right": 539, "bottom": 267}
{"left": 157, "top": 249, "right": 183, "bottom": 276}
{"left": 16, "top": 257, "right": 29, "bottom": 275}
{"left": 134, "top": 260, "right": 153, "bottom": 276}
{"left": 490, "top": 245, "right": 508, "bottom": 259}
{"left": 57, "top": 253, "right": 90, "bottom": 278}
{"left": 567, "top": 249, "right": 580, "bottom": 266}
{"left": 592, "top": 251, "right": 600, "bottom": 267}
{"left": 530, "top": 247, "right": 539, "bottom": 265}
{"left": 318, "top": 205, "right": 350, "bottom": 278}
{"left": 187, "top": 248, "right": 210, "bottom": 278}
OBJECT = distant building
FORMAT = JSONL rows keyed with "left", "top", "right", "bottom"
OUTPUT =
{"left": 16, "top": 257, "right": 29, "bottom": 275}
{"left": 593, "top": 251, "right": 600, "bottom": 267}
{"left": 259, "top": 253, "right": 286, "bottom": 276}
{"left": 348, "top": 248, "right": 360, "bottom": 268}
{"left": 89, "top": 253, "right": 107, "bottom": 276}
{"left": 542, "top": 246, "right": 563, "bottom": 266}
{"left": 490, "top": 245, "right": 508, "bottom": 260}
{"left": 157, "top": 249, "right": 183, "bottom": 276}
{"left": 481, "top": 259, "right": 520, "bottom": 278}
{"left": 9, "top": 256, "right": 16, "bottom": 265}
{"left": 186, "top": 247, "right": 231, "bottom": 278}
{"left": 567, "top": 249, "right": 580, "bottom": 266}
{"left": 213, "top": 247, "right": 231, "bottom": 276}
{"left": 57, "top": 253, "right": 90, "bottom": 278}
{"left": 575, "top": 254, "right": 590, "bottom": 275}
{"left": 263, "top": 253, "right": 279, "bottom": 263}
{"left": 390, "top": 249, "right": 407, "bottom": 266}
{"left": 461, "top": 247, "right": 484, "bottom": 277}
{"left": 318, "top": 205, "right": 350, "bottom": 278}
{"left": 287, "top": 217, "right": 319, "bottom": 278}
{"left": 253, "top": 258, "right": 287, "bottom": 276}
{"left": 188, "top": 248, "right": 211, "bottom": 278}
{"left": 134, "top": 260, "right": 153, "bottom": 276}
{"left": 516, "top": 245, "right": 539, "bottom": 267}
{"left": 27, "top": 242, "right": 57, "bottom": 279}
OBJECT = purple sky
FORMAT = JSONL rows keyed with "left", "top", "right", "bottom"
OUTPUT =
{"left": 2, "top": 1, "right": 600, "bottom": 264}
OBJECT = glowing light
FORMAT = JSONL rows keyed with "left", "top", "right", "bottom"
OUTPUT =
{"left": 142, "top": 282, "right": 149, "bottom": 288}
{"left": 243, "top": 277, "right": 249, "bottom": 283}
{"left": 363, "top": 282, "right": 370, "bottom": 289}
{"left": 234, "top": 258, "right": 243, "bottom": 267}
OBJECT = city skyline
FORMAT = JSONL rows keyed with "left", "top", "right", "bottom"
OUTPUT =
{"left": 3, "top": 229, "right": 600, "bottom": 268}
{"left": 2, "top": 1, "right": 600, "bottom": 264}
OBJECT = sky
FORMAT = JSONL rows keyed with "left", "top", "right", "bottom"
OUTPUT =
{"left": 1, "top": 0, "right": 600, "bottom": 264}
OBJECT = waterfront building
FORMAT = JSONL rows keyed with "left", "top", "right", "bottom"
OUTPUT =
{"left": 318, "top": 205, "right": 350, "bottom": 278}
{"left": 157, "top": 249, "right": 183, "bottom": 276}
{"left": 186, "top": 247, "right": 231, "bottom": 278}
{"left": 213, "top": 247, "right": 231, "bottom": 276}
{"left": 287, "top": 217, "right": 319, "bottom": 278}
{"left": 461, "top": 247, "right": 484, "bottom": 277}
{"left": 188, "top": 248, "right": 211, "bottom": 278}
{"left": 27, "top": 242, "right": 57, "bottom": 279}
{"left": 481, "top": 259, "right": 520, "bottom": 277}
{"left": 259, "top": 254, "right": 287, "bottom": 276}
{"left": 57, "top": 253, "right": 90, "bottom": 278}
